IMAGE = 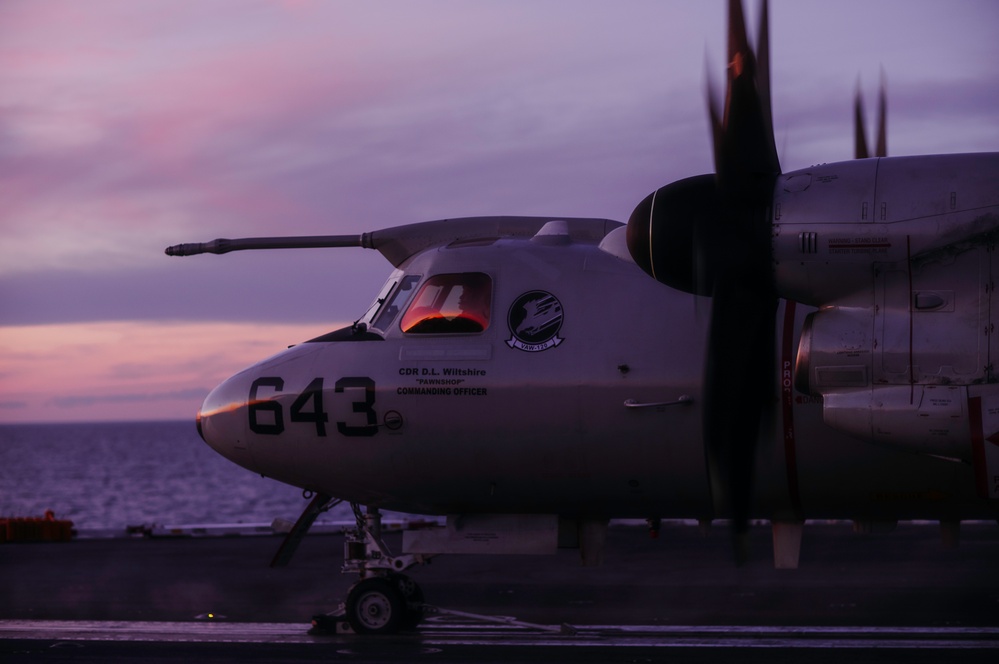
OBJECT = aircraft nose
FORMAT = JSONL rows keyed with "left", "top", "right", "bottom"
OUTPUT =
{"left": 195, "top": 408, "right": 206, "bottom": 443}
{"left": 195, "top": 373, "right": 253, "bottom": 469}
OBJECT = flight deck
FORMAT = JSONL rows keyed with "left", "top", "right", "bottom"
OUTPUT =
{"left": 1, "top": 522, "right": 997, "bottom": 662}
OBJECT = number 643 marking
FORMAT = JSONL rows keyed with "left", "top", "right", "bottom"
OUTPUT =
{"left": 248, "top": 376, "right": 377, "bottom": 437}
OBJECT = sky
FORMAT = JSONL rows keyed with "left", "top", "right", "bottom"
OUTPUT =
{"left": 1, "top": 0, "right": 997, "bottom": 423}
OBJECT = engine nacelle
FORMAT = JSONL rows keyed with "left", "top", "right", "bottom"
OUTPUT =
{"left": 773, "top": 153, "right": 999, "bottom": 305}
{"left": 783, "top": 153, "right": 999, "bottom": 460}
{"left": 821, "top": 385, "right": 971, "bottom": 461}
{"left": 630, "top": 153, "right": 999, "bottom": 462}
{"left": 796, "top": 301, "right": 991, "bottom": 461}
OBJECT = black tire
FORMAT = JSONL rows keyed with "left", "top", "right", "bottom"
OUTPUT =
{"left": 388, "top": 573, "right": 425, "bottom": 629}
{"left": 345, "top": 577, "right": 406, "bottom": 635}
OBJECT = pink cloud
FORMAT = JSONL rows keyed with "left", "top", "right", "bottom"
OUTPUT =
{"left": 0, "top": 321, "right": 333, "bottom": 423}
{"left": 1, "top": 0, "right": 997, "bottom": 428}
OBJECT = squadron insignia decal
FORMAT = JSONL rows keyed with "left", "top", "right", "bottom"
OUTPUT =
{"left": 506, "top": 290, "right": 564, "bottom": 352}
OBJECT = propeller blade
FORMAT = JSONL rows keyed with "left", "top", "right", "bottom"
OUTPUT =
{"left": 854, "top": 83, "right": 870, "bottom": 159}
{"left": 714, "top": 0, "right": 780, "bottom": 192}
{"left": 704, "top": 272, "right": 777, "bottom": 561}
{"left": 708, "top": 77, "right": 725, "bottom": 180}
{"left": 626, "top": 1, "right": 781, "bottom": 560}
{"left": 704, "top": 0, "right": 780, "bottom": 559}
{"left": 755, "top": 0, "right": 774, "bottom": 164}
{"left": 854, "top": 74, "right": 887, "bottom": 160}
{"left": 875, "top": 72, "right": 887, "bottom": 158}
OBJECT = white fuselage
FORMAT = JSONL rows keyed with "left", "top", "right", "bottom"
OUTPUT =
{"left": 197, "top": 222, "right": 998, "bottom": 524}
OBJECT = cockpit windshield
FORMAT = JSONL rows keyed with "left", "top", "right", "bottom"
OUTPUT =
{"left": 369, "top": 274, "right": 421, "bottom": 332}
{"left": 400, "top": 273, "right": 492, "bottom": 334}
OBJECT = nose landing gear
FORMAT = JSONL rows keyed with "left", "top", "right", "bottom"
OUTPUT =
{"left": 312, "top": 504, "right": 430, "bottom": 635}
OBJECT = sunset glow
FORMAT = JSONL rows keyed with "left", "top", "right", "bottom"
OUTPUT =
{"left": 0, "top": 321, "right": 334, "bottom": 422}
{"left": 1, "top": 1, "right": 997, "bottom": 423}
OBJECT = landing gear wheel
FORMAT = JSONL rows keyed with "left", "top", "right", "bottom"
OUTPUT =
{"left": 345, "top": 577, "right": 405, "bottom": 635}
{"left": 388, "top": 573, "right": 425, "bottom": 630}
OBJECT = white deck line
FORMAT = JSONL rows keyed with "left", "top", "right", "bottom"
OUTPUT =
{"left": 2, "top": 620, "right": 997, "bottom": 649}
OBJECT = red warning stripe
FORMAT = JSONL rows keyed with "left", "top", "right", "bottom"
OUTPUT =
{"left": 827, "top": 242, "right": 892, "bottom": 249}
{"left": 967, "top": 396, "right": 990, "bottom": 499}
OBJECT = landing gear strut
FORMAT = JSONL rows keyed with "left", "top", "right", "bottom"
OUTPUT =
{"left": 312, "top": 504, "right": 429, "bottom": 635}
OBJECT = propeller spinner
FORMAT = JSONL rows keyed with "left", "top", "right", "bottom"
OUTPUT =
{"left": 626, "top": 0, "right": 781, "bottom": 561}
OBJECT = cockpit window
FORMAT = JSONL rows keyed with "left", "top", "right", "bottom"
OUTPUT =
{"left": 400, "top": 273, "right": 492, "bottom": 334}
{"left": 371, "top": 274, "right": 421, "bottom": 332}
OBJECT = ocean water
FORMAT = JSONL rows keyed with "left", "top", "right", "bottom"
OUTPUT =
{"left": 0, "top": 420, "right": 357, "bottom": 530}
